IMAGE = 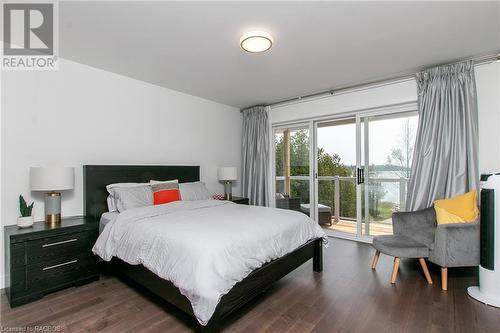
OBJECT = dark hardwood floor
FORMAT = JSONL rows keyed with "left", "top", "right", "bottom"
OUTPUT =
{"left": 1, "top": 238, "right": 499, "bottom": 333}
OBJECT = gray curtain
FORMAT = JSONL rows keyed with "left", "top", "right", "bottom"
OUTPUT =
{"left": 242, "top": 106, "right": 270, "bottom": 206}
{"left": 406, "top": 61, "right": 479, "bottom": 211}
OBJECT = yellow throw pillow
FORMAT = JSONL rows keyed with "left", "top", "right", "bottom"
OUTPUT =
{"left": 434, "top": 191, "right": 479, "bottom": 225}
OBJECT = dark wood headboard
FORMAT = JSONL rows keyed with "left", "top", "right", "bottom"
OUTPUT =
{"left": 83, "top": 165, "right": 200, "bottom": 220}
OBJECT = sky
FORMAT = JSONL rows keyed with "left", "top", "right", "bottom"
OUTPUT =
{"left": 317, "top": 115, "right": 418, "bottom": 166}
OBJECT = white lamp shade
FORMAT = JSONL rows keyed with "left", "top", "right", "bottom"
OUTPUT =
{"left": 218, "top": 167, "right": 237, "bottom": 181}
{"left": 30, "top": 167, "right": 74, "bottom": 191}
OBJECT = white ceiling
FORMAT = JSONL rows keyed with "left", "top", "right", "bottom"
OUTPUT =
{"left": 60, "top": 1, "right": 500, "bottom": 108}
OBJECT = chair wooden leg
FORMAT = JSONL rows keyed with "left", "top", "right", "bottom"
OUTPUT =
{"left": 391, "top": 257, "right": 400, "bottom": 284}
{"left": 441, "top": 267, "right": 448, "bottom": 291}
{"left": 419, "top": 258, "right": 433, "bottom": 285}
{"left": 371, "top": 250, "right": 380, "bottom": 269}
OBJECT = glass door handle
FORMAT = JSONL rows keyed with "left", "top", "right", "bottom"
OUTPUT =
{"left": 357, "top": 168, "right": 365, "bottom": 184}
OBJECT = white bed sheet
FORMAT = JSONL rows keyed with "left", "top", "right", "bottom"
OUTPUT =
{"left": 99, "top": 211, "right": 119, "bottom": 234}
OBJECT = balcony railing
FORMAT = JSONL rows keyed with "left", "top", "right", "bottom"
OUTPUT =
{"left": 276, "top": 175, "right": 408, "bottom": 223}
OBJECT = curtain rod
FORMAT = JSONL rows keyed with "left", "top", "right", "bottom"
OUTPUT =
{"left": 259, "top": 53, "right": 500, "bottom": 110}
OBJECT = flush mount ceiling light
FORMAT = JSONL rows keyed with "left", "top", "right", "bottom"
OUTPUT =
{"left": 240, "top": 31, "right": 273, "bottom": 53}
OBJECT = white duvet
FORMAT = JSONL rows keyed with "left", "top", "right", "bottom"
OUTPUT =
{"left": 92, "top": 200, "right": 327, "bottom": 325}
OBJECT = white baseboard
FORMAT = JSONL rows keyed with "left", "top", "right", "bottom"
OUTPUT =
{"left": 0, "top": 274, "right": 5, "bottom": 290}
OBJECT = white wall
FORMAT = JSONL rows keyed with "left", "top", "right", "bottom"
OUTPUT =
{"left": 270, "top": 79, "right": 418, "bottom": 124}
{"left": 476, "top": 61, "right": 500, "bottom": 174}
{"left": 270, "top": 62, "right": 500, "bottom": 175}
{"left": 0, "top": 59, "right": 242, "bottom": 288}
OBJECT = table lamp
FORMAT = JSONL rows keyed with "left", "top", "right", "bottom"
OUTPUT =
{"left": 30, "top": 167, "right": 74, "bottom": 225}
{"left": 218, "top": 167, "right": 237, "bottom": 200}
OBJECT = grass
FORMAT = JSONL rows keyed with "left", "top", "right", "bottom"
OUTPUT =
{"left": 370, "top": 202, "right": 395, "bottom": 222}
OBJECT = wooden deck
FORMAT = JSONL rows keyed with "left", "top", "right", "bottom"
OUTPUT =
{"left": 322, "top": 219, "right": 393, "bottom": 236}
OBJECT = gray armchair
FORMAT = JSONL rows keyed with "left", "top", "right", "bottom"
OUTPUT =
{"left": 371, "top": 207, "right": 480, "bottom": 290}
{"left": 429, "top": 221, "right": 480, "bottom": 290}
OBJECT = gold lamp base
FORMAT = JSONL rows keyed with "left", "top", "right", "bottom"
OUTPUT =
{"left": 45, "top": 192, "right": 62, "bottom": 226}
{"left": 45, "top": 213, "right": 61, "bottom": 226}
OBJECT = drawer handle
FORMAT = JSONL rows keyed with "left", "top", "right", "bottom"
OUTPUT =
{"left": 42, "top": 259, "right": 78, "bottom": 271}
{"left": 42, "top": 238, "right": 78, "bottom": 247}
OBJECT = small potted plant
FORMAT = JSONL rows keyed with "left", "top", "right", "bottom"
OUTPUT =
{"left": 17, "top": 195, "right": 34, "bottom": 228}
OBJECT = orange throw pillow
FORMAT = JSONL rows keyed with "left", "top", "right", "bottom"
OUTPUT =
{"left": 153, "top": 189, "right": 180, "bottom": 205}
{"left": 151, "top": 181, "right": 180, "bottom": 205}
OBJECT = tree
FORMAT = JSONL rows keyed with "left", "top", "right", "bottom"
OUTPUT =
{"left": 289, "top": 129, "right": 310, "bottom": 203}
{"left": 367, "top": 164, "right": 387, "bottom": 219}
{"left": 386, "top": 119, "right": 416, "bottom": 179}
{"left": 317, "top": 148, "right": 356, "bottom": 218}
{"left": 290, "top": 129, "right": 310, "bottom": 176}
{"left": 275, "top": 134, "right": 284, "bottom": 177}
{"left": 275, "top": 130, "right": 356, "bottom": 219}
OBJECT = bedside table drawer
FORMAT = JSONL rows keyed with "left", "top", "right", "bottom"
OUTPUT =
{"left": 26, "top": 230, "right": 97, "bottom": 265}
{"left": 26, "top": 255, "right": 98, "bottom": 293}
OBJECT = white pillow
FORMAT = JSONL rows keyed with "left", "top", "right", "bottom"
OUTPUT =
{"left": 106, "top": 182, "right": 149, "bottom": 193}
{"left": 110, "top": 185, "right": 153, "bottom": 212}
{"left": 150, "top": 179, "right": 178, "bottom": 185}
{"left": 106, "top": 182, "right": 150, "bottom": 212}
{"left": 179, "top": 181, "right": 212, "bottom": 201}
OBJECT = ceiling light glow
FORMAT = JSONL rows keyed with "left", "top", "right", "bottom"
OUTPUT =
{"left": 240, "top": 31, "right": 273, "bottom": 53}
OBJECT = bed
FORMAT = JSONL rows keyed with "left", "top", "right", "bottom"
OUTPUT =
{"left": 84, "top": 165, "right": 325, "bottom": 332}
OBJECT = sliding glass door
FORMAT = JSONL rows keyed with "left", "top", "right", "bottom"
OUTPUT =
{"left": 358, "top": 112, "right": 418, "bottom": 236}
{"left": 272, "top": 108, "right": 418, "bottom": 241}
{"left": 313, "top": 111, "right": 418, "bottom": 239}
{"left": 315, "top": 118, "right": 357, "bottom": 234}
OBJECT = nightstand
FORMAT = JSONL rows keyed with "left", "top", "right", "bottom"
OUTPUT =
{"left": 230, "top": 196, "right": 249, "bottom": 205}
{"left": 4, "top": 216, "right": 100, "bottom": 307}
